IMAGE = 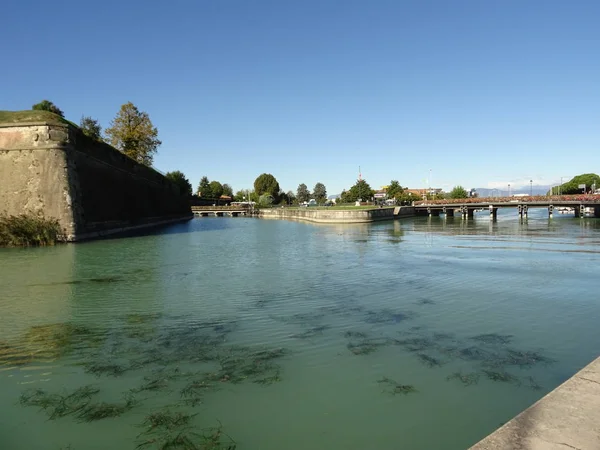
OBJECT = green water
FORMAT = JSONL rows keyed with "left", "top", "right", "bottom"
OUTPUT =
{"left": 1, "top": 210, "right": 599, "bottom": 450}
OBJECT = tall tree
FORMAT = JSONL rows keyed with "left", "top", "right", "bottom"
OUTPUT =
{"left": 222, "top": 183, "right": 233, "bottom": 197}
{"left": 296, "top": 183, "right": 310, "bottom": 203}
{"left": 197, "top": 176, "right": 212, "bottom": 198}
{"left": 209, "top": 181, "right": 224, "bottom": 199}
{"left": 32, "top": 100, "right": 64, "bottom": 117}
{"left": 165, "top": 170, "right": 193, "bottom": 197}
{"left": 80, "top": 116, "right": 102, "bottom": 141}
{"left": 105, "top": 102, "right": 161, "bottom": 166}
{"left": 386, "top": 180, "right": 404, "bottom": 199}
{"left": 286, "top": 190, "right": 297, "bottom": 205}
{"left": 346, "top": 179, "right": 374, "bottom": 202}
{"left": 254, "top": 173, "right": 280, "bottom": 197}
{"left": 449, "top": 185, "right": 468, "bottom": 199}
{"left": 313, "top": 182, "right": 327, "bottom": 203}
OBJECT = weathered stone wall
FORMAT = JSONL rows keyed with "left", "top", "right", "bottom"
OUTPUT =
{"left": 0, "top": 122, "right": 191, "bottom": 241}
{"left": 258, "top": 207, "right": 407, "bottom": 223}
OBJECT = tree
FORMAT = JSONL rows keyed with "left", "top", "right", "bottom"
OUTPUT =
{"left": 254, "top": 173, "right": 280, "bottom": 197}
{"left": 552, "top": 173, "right": 600, "bottom": 195}
{"left": 344, "top": 179, "right": 374, "bottom": 202}
{"left": 286, "top": 190, "right": 297, "bottom": 205}
{"left": 80, "top": 116, "right": 102, "bottom": 141}
{"left": 105, "top": 102, "right": 161, "bottom": 166}
{"left": 222, "top": 184, "right": 233, "bottom": 197}
{"left": 450, "top": 185, "right": 469, "bottom": 199}
{"left": 209, "top": 181, "right": 224, "bottom": 199}
{"left": 313, "top": 182, "right": 327, "bottom": 203}
{"left": 165, "top": 170, "right": 193, "bottom": 197}
{"left": 32, "top": 100, "right": 64, "bottom": 117}
{"left": 197, "top": 176, "right": 212, "bottom": 198}
{"left": 296, "top": 183, "right": 310, "bottom": 203}
{"left": 387, "top": 180, "right": 404, "bottom": 199}
{"left": 258, "top": 194, "right": 274, "bottom": 206}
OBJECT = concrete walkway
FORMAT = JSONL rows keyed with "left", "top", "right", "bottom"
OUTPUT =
{"left": 470, "top": 357, "right": 600, "bottom": 449}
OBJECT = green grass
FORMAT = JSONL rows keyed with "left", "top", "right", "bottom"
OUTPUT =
{"left": 0, "top": 110, "right": 76, "bottom": 127}
{"left": 0, "top": 214, "right": 64, "bottom": 247}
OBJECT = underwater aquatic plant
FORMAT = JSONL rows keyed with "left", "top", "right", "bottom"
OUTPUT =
{"left": 291, "top": 325, "right": 330, "bottom": 340}
{"left": 446, "top": 372, "right": 480, "bottom": 386}
{"left": 377, "top": 377, "right": 418, "bottom": 395}
{"left": 343, "top": 331, "right": 368, "bottom": 339}
{"left": 470, "top": 333, "right": 513, "bottom": 345}
{"left": 141, "top": 410, "right": 197, "bottom": 432}
{"left": 77, "top": 394, "right": 137, "bottom": 422}
{"left": 416, "top": 353, "right": 444, "bottom": 368}
{"left": 393, "top": 337, "right": 436, "bottom": 353}
{"left": 20, "top": 385, "right": 101, "bottom": 420}
{"left": 364, "top": 309, "right": 414, "bottom": 324}
{"left": 85, "top": 362, "right": 127, "bottom": 377}
{"left": 481, "top": 370, "right": 521, "bottom": 385}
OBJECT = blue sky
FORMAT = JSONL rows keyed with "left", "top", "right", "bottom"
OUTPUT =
{"left": 2, "top": 0, "right": 599, "bottom": 195}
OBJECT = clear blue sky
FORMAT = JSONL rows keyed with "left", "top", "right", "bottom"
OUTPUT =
{"left": 2, "top": 0, "right": 599, "bottom": 195}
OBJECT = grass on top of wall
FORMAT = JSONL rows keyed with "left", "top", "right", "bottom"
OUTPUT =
{"left": 0, "top": 110, "right": 76, "bottom": 127}
{"left": 0, "top": 214, "right": 64, "bottom": 247}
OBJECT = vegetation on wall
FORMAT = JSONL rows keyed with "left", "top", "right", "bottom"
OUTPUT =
{"left": 79, "top": 116, "right": 103, "bottom": 141}
{"left": 165, "top": 171, "right": 193, "bottom": 197}
{"left": 105, "top": 102, "right": 161, "bottom": 166}
{"left": 0, "top": 214, "right": 63, "bottom": 247}
{"left": 32, "top": 100, "right": 64, "bottom": 118}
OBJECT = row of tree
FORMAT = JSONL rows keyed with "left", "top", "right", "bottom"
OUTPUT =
{"left": 32, "top": 100, "right": 161, "bottom": 166}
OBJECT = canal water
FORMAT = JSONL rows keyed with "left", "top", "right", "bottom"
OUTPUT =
{"left": 1, "top": 209, "right": 599, "bottom": 450}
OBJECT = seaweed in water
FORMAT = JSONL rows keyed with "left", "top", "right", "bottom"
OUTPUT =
{"left": 126, "top": 313, "right": 162, "bottom": 325}
{"left": 497, "top": 349, "right": 556, "bottom": 369}
{"left": 343, "top": 331, "right": 368, "bottom": 339}
{"left": 85, "top": 362, "right": 128, "bottom": 377}
{"left": 136, "top": 420, "right": 237, "bottom": 450}
{"left": 364, "top": 309, "right": 414, "bottom": 324}
{"left": 416, "top": 298, "right": 436, "bottom": 305}
{"left": 416, "top": 353, "right": 444, "bottom": 368}
{"left": 470, "top": 333, "right": 513, "bottom": 345}
{"left": 347, "top": 338, "right": 390, "bottom": 356}
{"left": 77, "top": 394, "right": 137, "bottom": 422}
{"left": 20, "top": 385, "right": 100, "bottom": 420}
{"left": 481, "top": 370, "right": 521, "bottom": 385}
{"left": 140, "top": 410, "right": 197, "bottom": 432}
{"left": 180, "top": 379, "right": 218, "bottom": 406}
{"left": 446, "top": 372, "right": 480, "bottom": 386}
{"left": 377, "top": 377, "right": 418, "bottom": 396}
{"left": 253, "top": 370, "right": 281, "bottom": 385}
{"left": 526, "top": 376, "right": 543, "bottom": 391}
{"left": 291, "top": 325, "right": 330, "bottom": 340}
{"left": 394, "top": 337, "right": 436, "bottom": 353}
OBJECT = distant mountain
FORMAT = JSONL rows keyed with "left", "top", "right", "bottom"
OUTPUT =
{"left": 474, "top": 185, "right": 552, "bottom": 197}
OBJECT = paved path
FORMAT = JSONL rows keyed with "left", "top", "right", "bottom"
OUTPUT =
{"left": 471, "top": 357, "right": 600, "bottom": 449}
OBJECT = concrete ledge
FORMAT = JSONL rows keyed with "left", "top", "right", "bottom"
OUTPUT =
{"left": 470, "top": 356, "right": 600, "bottom": 450}
{"left": 258, "top": 207, "right": 414, "bottom": 224}
{"left": 67, "top": 214, "right": 193, "bottom": 241}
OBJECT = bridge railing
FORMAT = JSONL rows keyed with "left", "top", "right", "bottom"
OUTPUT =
{"left": 415, "top": 194, "right": 600, "bottom": 206}
{"left": 191, "top": 205, "right": 251, "bottom": 211}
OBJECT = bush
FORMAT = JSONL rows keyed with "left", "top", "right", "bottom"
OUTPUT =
{"left": 0, "top": 214, "right": 63, "bottom": 247}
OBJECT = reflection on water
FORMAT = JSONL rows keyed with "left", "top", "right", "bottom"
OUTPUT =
{"left": 0, "top": 210, "right": 599, "bottom": 449}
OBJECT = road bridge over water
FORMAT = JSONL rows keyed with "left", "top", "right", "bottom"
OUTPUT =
{"left": 191, "top": 206, "right": 251, "bottom": 217}
{"left": 415, "top": 196, "right": 600, "bottom": 219}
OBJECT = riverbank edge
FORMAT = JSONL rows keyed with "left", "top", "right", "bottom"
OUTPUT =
{"left": 470, "top": 356, "right": 600, "bottom": 449}
{"left": 67, "top": 213, "right": 193, "bottom": 242}
{"left": 257, "top": 206, "right": 415, "bottom": 223}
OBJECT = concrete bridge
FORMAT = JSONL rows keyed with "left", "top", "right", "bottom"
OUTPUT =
{"left": 191, "top": 206, "right": 251, "bottom": 217}
{"left": 414, "top": 198, "right": 600, "bottom": 219}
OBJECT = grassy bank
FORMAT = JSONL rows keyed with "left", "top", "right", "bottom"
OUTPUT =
{"left": 0, "top": 214, "right": 64, "bottom": 247}
{"left": 0, "top": 110, "right": 76, "bottom": 127}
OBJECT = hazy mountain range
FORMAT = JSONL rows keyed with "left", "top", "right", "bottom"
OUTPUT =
{"left": 473, "top": 185, "right": 552, "bottom": 197}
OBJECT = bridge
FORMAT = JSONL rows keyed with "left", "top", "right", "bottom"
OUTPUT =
{"left": 191, "top": 206, "right": 252, "bottom": 217}
{"left": 414, "top": 195, "right": 600, "bottom": 219}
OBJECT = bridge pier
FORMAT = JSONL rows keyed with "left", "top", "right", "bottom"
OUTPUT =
{"left": 596, "top": 207, "right": 600, "bottom": 218}
{"left": 468, "top": 208, "right": 474, "bottom": 218}
{"left": 548, "top": 205, "right": 553, "bottom": 218}
{"left": 488, "top": 205, "right": 497, "bottom": 220}
{"left": 443, "top": 207, "right": 454, "bottom": 217}
{"left": 574, "top": 206, "right": 584, "bottom": 218}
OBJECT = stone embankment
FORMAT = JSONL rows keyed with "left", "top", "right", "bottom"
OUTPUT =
{"left": 470, "top": 356, "right": 600, "bottom": 449}
{"left": 0, "top": 112, "right": 191, "bottom": 241}
{"left": 258, "top": 206, "right": 414, "bottom": 223}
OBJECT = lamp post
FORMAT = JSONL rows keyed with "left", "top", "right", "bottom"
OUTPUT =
{"left": 530, "top": 180, "right": 533, "bottom": 196}
{"left": 508, "top": 183, "right": 511, "bottom": 198}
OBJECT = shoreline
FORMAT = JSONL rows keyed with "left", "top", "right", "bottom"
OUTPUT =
{"left": 257, "top": 206, "right": 415, "bottom": 224}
